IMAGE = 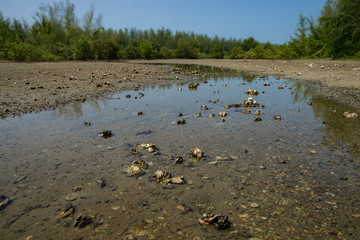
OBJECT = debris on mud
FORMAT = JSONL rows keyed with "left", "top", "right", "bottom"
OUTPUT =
{"left": 199, "top": 213, "right": 230, "bottom": 229}
{"left": 57, "top": 204, "right": 75, "bottom": 219}
{"left": 99, "top": 130, "right": 112, "bottom": 138}
{"left": 152, "top": 170, "right": 185, "bottom": 186}
{"left": 177, "top": 119, "right": 186, "bottom": 125}
{"left": 73, "top": 214, "right": 93, "bottom": 228}
{"left": 0, "top": 195, "right": 11, "bottom": 211}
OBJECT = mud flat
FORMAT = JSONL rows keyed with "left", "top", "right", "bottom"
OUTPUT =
{"left": 0, "top": 62, "right": 360, "bottom": 239}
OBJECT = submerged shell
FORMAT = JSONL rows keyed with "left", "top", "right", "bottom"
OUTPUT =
{"left": 254, "top": 110, "right": 263, "bottom": 116}
{"left": 147, "top": 147, "right": 156, "bottom": 153}
{"left": 218, "top": 112, "right": 227, "bottom": 118}
{"left": 200, "top": 105, "right": 209, "bottom": 110}
{"left": 127, "top": 165, "right": 141, "bottom": 176}
{"left": 153, "top": 170, "right": 165, "bottom": 179}
{"left": 190, "top": 147, "right": 203, "bottom": 158}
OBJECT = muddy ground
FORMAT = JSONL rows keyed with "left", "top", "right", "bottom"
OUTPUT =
{"left": 1, "top": 59, "right": 360, "bottom": 119}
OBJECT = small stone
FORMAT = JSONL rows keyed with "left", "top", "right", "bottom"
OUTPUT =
{"left": 239, "top": 213, "right": 249, "bottom": 218}
{"left": 177, "top": 119, "right": 186, "bottom": 125}
{"left": 66, "top": 193, "right": 77, "bottom": 201}
{"left": 177, "top": 205, "right": 185, "bottom": 211}
{"left": 250, "top": 203, "right": 259, "bottom": 208}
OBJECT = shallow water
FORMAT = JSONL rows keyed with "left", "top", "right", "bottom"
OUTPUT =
{"left": 0, "top": 65, "right": 360, "bottom": 239}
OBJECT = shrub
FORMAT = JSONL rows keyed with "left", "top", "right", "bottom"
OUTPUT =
{"left": 138, "top": 39, "right": 153, "bottom": 59}
{"left": 229, "top": 46, "right": 245, "bottom": 59}
{"left": 175, "top": 38, "right": 199, "bottom": 59}
{"left": 93, "top": 39, "right": 119, "bottom": 60}
{"left": 124, "top": 41, "right": 140, "bottom": 59}
{"left": 73, "top": 36, "right": 93, "bottom": 60}
{"left": 209, "top": 43, "right": 224, "bottom": 59}
{"left": 159, "top": 47, "right": 174, "bottom": 59}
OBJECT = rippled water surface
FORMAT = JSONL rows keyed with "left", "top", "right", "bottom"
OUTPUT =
{"left": 1, "top": 65, "right": 360, "bottom": 239}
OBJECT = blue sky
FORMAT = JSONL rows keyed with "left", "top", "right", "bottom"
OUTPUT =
{"left": 0, "top": 0, "right": 327, "bottom": 44}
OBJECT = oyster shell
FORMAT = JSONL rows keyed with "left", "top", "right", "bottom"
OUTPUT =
{"left": 218, "top": 112, "right": 227, "bottom": 118}
{"left": 200, "top": 105, "right": 208, "bottom": 110}
{"left": 190, "top": 147, "right": 203, "bottom": 158}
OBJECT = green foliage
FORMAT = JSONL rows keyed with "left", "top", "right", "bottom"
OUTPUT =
{"left": 241, "top": 37, "right": 259, "bottom": 51}
{"left": 138, "top": 39, "right": 153, "bottom": 59}
{"left": 175, "top": 38, "right": 199, "bottom": 59}
{"left": 209, "top": 43, "right": 224, "bottom": 59}
{"left": 288, "top": 0, "right": 360, "bottom": 59}
{"left": 159, "top": 47, "right": 174, "bottom": 59}
{"left": 92, "top": 39, "right": 119, "bottom": 60}
{"left": 73, "top": 35, "right": 93, "bottom": 60}
{"left": 124, "top": 41, "right": 140, "bottom": 59}
{"left": 1, "top": 0, "right": 359, "bottom": 61}
{"left": 229, "top": 46, "right": 245, "bottom": 59}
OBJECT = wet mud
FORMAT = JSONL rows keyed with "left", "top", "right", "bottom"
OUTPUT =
{"left": 0, "top": 64, "right": 360, "bottom": 239}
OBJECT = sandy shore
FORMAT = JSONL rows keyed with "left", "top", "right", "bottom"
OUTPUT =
{"left": 1, "top": 59, "right": 360, "bottom": 118}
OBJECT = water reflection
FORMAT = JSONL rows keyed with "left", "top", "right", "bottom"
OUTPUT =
{"left": 311, "top": 95, "right": 360, "bottom": 160}
{"left": 49, "top": 64, "right": 359, "bottom": 162}
{"left": 51, "top": 99, "right": 105, "bottom": 119}
{"left": 289, "top": 81, "right": 314, "bottom": 104}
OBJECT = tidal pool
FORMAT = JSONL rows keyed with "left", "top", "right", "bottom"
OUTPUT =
{"left": 0, "top": 65, "right": 359, "bottom": 239}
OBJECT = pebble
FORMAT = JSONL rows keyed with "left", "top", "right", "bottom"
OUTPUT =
{"left": 66, "top": 193, "right": 78, "bottom": 201}
{"left": 239, "top": 213, "right": 249, "bottom": 218}
{"left": 250, "top": 203, "right": 259, "bottom": 208}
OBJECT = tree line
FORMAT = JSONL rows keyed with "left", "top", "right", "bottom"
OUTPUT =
{"left": 0, "top": 0, "right": 359, "bottom": 61}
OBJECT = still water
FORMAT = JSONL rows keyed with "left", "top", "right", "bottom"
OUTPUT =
{"left": 0, "top": 65, "right": 359, "bottom": 239}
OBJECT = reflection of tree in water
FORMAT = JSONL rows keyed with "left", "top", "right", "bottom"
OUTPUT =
{"left": 311, "top": 96, "right": 360, "bottom": 161}
{"left": 52, "top": 100, "right": 104, "bottom": 119}
{"left": 289, "top": 81, "right": 314, "bottom": 104}
{"left": 173, "top": 64, "right": 259, "bottom": 84}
